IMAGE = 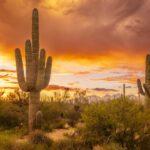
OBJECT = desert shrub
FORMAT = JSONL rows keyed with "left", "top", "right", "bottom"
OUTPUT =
{"left": 0, "top": 93, "right": 82, "bottom": 131}
{"left": 0, "top": 110, "right": 20, "bottom": 128}
{"left": 30, "top": 130, "right": 53, "bottom": 147}
{"left": 66, "top": 109, "right": 81, "bottom": 127}
{"left": 52, "top": 138, "right": 92, "bottom": 150}
{"left": 41, "top": 101, "right": 67, "bottom": 130}
{"left": 0, "top": 90, "right": 84, "bottom": 131}
{"left": 93, "top": 143, "right": 126, "bottom": 150}
{"left": 0, "top": 130, "right": 51, "bottom": 150}
{"left": 81, "top": 102, "right": 116, "bottom": 145}
{"left": 41, "top": 100, "right": 82, "bottom": 130}
{"left": 102, "top": 143, "right": 126, "bottom": 150}
{"left": 0, "top": 134, "right": 13, "bottom": 150}
{"left": 51, "top": 119, "right": 67, "bottom": 129}
{"left": 82, "top": 99, "right": 150, "bottom": 150}
{"left": 140, "top": 134, "right": 150, "bottom": 150}
{"left": 6, "top": 89, "right": 29, "bottom": 106}
{"left": 0, "top": 130, "right": 21, "bottom": 150}
{"left": 0, "top": 89, "right": 28, "bottom": 129}
{"left": 0, "top": 101, "right": 28, "bottom": 129}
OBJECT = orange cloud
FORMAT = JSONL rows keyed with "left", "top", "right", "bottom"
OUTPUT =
{"left": 0, "top": 0, "right": 149, "bottom": 59}
{"left": 74, "top": 71, "right": 91, "bottom": 75}
{"left": 46, "top": 84, "right": 78, "bottom": 91}
{"left": 0, "top": 0, "right": 148, "bottom": 94}
{"left": 92, "top": 74, "right": 144, "bottom": 84}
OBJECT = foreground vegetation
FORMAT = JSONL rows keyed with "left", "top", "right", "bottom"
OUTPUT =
{"left": 0, "top": 89, "right": 149, "bottom": 150}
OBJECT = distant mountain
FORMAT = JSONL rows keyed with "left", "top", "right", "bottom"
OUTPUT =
{"left": 46, "top": 85, "right": 78, "bottom": 91}
{"left": 92, "top": 88, "right": 118, "bottom": 92}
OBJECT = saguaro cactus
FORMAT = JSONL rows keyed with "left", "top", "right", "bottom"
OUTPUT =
{"left": 15, "top": 8, "right": 52, "bottom": 132}
{"left": 137, "top": 55, "right": 150, "bottom": 107}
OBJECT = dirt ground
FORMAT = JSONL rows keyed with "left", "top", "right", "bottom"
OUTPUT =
{"left": 16, "top": 128, "right": 75, "bottom": 144}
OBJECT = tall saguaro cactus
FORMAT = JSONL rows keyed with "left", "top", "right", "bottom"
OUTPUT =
{"left": 15, "top": 8, "right": 52, "bottom": 132}
{"left": 137, "top": 55, "right": 150, "bottom": 107}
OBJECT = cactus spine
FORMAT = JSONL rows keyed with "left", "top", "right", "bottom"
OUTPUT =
{"left": 137, "top": 55, "right": 150, "bottom": 107}
{"left": 15, "top": 8, "right": 52, "bottom": 132}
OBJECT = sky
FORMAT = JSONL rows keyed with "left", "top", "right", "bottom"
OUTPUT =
{"left": 0, "top": 0, "right": 149, "bottom": 96}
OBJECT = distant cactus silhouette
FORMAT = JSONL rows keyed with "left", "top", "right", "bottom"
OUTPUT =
{"left": 137, "top": 55, "right": 150, "bottom": 107}
{"left": 123, "top": 84, "right": 126, "bottom": 100}
{"left": 15, "top": 8, "right": 52, "bottom": 132}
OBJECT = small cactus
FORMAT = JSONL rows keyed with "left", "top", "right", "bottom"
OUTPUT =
{"left": 15, "top": 8, "right": 52, "bottom": 132}
{"left": 36, "top": 111, "right": 43, "bottom": 129}
{"left": 137, "top": 55, "right": 150, "bottom": 107}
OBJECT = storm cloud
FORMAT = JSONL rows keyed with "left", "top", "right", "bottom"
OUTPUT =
{"left": 0, "top": 0, "right": 150, "bottom": 58}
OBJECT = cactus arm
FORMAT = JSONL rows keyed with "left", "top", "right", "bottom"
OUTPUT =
{"left": 15, "top": 48, "right": 28, "bottom": 92}
{"left": 32, "top": 8, "right": 39, "bottom": 54}
{"left": 32, "top": 8, "right": 39, "bottom": 87}
{"left": 36, "top": 49, "right": 46, "bottom": 90}
{"left": 137, "top": 79, "right": 145, "bottom": 96}
{"left": 145, "top": 55, "right": 150, "bottom": 84}
{"left": 25, "top": 40, "right": 33, "bottom": 89}
{"left": 43, "top": 56, "right": 52, "bottom": 88}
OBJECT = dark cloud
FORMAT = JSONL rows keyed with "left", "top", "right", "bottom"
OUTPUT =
{"left": 0, "top": 0, "right": 149, "bottom": 58}
{"left": 66, "top": 0, "right": 145, "bottom": 21}
{"left": 64, "top": 0, "right": 147, "bottom": 54}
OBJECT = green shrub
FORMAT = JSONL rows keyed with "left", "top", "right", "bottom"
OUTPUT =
{"left": 0, "top": 101, "right": 28, "bottom": 129}
{"left": 82, "top": 99, "right": 150, "bottom": 150}
{"left": 0, "top": 111, "right": 20, "bottom": 128}
{"left": 0, "top": 130, "right": 51, "bottom": 150}
{"left": 41, "top": 101, "right": 82, "bottom": 130}
{"left": 52, "top": 119, "right": 66, "bottom": 129}
{"left": 140, "top": 134, "right": 150, "bottom": 150}
{"left": 66, "top": 110, "right": 81, "bottom": 127}
{"left": 0, "top": 130, "right": 19, "bottom": 150}
{"left": 81, "top": 101, "right": 116, "bottom": 145}
{"left": 6, "top": 89, "right": 29, "bottom": 106}
{"left": 103, "top": 143, "right": 126, "bottom": 150}
{"left": 94, "top": 143, "right": 126, "bottom": 150}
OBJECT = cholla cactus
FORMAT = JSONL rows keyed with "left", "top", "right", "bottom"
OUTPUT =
{"left": 137, "top": 55, "right": 150, "bottom": 107}
{"left": 15, "top": 8, "right": 52, "bottom": 131}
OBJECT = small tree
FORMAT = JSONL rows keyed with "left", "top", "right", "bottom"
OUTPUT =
{"left": 82, "top": 99, "right": 149, "bottom": 149}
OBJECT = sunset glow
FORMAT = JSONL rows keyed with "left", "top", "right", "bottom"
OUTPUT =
{"left": 0, "top": 0, "right": 149, "bottom": 96}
